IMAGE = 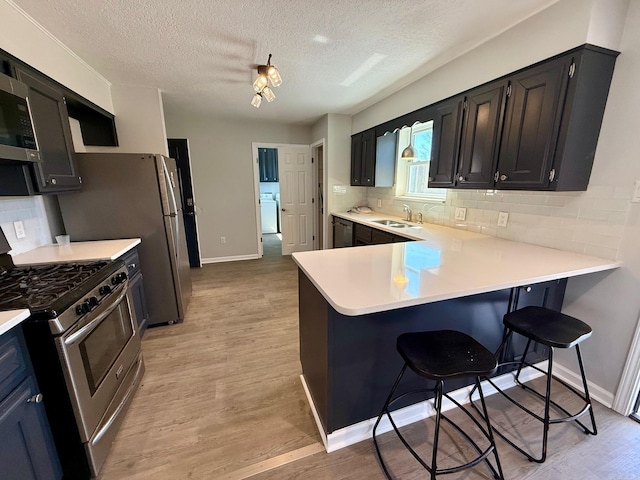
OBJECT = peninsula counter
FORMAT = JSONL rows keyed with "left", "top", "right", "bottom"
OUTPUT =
{"left": 292, "top": 223, "right": 619, "bottom": 451}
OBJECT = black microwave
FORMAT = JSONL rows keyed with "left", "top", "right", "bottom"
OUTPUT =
{"left": 0, "top": 71, "right": 40, "bottom": 163}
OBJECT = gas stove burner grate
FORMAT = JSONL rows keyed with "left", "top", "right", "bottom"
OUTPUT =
{"left": 0, "top": 261, "right": 111, "bottom": 311}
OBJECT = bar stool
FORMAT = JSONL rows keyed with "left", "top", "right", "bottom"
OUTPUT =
{"left": 372, "top": 330, "right": 504, "bottom": 480}
{"left": 471, "top": 306, "right": 597, "bottom": 463}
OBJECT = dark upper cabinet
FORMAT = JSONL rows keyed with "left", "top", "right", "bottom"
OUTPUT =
{"left": 457, "top": 81, "right": 507, "bottom": 188}
{"left": 258, "top": 148, "right": 279, "bottom": 182}
{"left": 426, "top": 45, "right": 617, "bottom": 192}
{"left": 429, "top": 97, "right": 463, "bottom": 187}
{"left": 496, "top": 56, "right": 571, "bottom": 189}
{"left": 350, "top": 128, "right": 376, "bottom": 186}
{"left": 429, "top": 81, "right": 506, "bottom": 189}
{"left": 14, "top": 66, "right": 81, "bottom": 193}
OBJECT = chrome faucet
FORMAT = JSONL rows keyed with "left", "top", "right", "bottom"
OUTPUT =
{"left": 417, "top": 212, "right": 423, "bottom": 224}
{"left": 402, "top": 204, "right": 412, "bottom": 222}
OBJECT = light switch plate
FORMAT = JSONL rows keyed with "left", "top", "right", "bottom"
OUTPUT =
{"left": 454, "top": 207, "right": 467, "bottom": 221}
{"left": 498, "top": 211, "right": 509, "bottom": 227}
{"left": 14, "top": 221, "right": 26, "bottom": 239}
{"left": 632, "top": 180, "right": 640, "bottom": 203}
{"left": 377, "top": 199, "right": 382, "bottom": 208}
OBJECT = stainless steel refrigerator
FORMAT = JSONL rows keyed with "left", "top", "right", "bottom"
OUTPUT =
{"left": 58, "top": 153, "right": 191, "bottom": 326}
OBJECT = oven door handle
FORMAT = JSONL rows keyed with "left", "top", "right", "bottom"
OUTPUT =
{"left": 64, "top": 280, "right": 129, "bottom": 346}
{"left": 91, "top": 356, "right": 144, "bottom": 446}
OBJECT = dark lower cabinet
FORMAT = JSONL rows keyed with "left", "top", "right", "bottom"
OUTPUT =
{"left": 349, "top": 222, "right": 413, "bottom": 247}
{"left": 122, "top": 248, "right": 149, "bottom": 337}
{"left": 14, "top": 66, "right": 82, "bottom": 193}
{"left": 0, "top": 328, "right": 62, "bottom": 480}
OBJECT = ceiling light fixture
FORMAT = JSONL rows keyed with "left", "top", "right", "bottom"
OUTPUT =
{"left": 251, "top": 54, "right": 282, "bottom": 108}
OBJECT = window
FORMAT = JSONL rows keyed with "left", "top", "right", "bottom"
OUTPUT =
{"left": 395, "top": 121, "right": 446, "bottom": 202}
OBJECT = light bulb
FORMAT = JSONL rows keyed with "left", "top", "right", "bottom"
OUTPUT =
{"left": 251, "top": 93, "right": 262, "bottom": 108}
{"left": 253, "top": 74, "right": 267, "bottom": 92}
{"left": 262, "top": 86, "right": 275, "bottom": 103}
{"left": 267, "top": 65, "right": 282, "bottom": 87}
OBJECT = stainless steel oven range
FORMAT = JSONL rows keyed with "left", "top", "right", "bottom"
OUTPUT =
{"left": 0, "top": 245, "right": 144, "bottom": 479}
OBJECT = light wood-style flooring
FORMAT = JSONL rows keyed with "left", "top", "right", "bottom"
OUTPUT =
{"left": 99, "top": 254, "right": 640, "bottom": 480}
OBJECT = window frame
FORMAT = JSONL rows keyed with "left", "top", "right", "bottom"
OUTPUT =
{"left": 394, "top": 122, "right": 446, "bottom": 204}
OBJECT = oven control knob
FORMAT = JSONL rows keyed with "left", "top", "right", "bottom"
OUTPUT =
{"left": 76, "top": 303, "right": 89, "bottom": 315}
{"left": 88, "top": 296, "right": 99, "bottom": 308}
{"left": 99, "top": 285, "right": 112, "bottom": 296}
{"left": 111, "top": 272, "right": 128, "bottom": 285}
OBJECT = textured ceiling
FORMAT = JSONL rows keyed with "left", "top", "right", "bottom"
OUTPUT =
{"left": 14, "top": 0, "right": 559, "bottom": 125}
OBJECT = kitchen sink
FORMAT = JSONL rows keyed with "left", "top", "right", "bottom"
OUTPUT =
{"left": 372, "top": 219, "right": 410, "bottom": 227}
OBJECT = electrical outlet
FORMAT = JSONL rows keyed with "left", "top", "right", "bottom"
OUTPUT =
{"left": 632, "top": 180, "right": 640, "bottom": 203}
{"left": 13, "top": 221, "right": 26, "bottom": 239}
{"left": 454, "top": 207, "right": 467, "bottom": 221}
{"left": 377, "top": 199, "right": 382, "bottom": 208}
{"left": 498, "top": 211, "right": 509, "bottom": 227}
{"left": 220, "top": 236, "right": 226, "bottom": 244}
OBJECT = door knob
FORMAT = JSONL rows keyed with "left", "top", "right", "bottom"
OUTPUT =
{"left": 281, "top": 208, "right": 287, "bottom": 212}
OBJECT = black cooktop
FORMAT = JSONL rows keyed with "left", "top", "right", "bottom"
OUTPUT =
{"left": 0, "top": 261, "right": 112, "bottom": 313}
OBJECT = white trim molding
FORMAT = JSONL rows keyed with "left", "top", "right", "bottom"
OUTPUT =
{"left": 613, "top": 314, "right": 640, "bottom": 415}
{"left": 553, "top": 363, "right": 614, "bottom": 408}
{"left": 301, "top": 363, "right": 547, "bottom": 453}
{"left": 201, "top": 254, "right": 259, "bottom": 264}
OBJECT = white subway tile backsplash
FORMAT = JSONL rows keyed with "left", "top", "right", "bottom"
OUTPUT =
{"left": 0, "top": 197, "right": 52, "bottom": 254}
{"left": 364, "top": 183, "right": 629, "bottom": 261}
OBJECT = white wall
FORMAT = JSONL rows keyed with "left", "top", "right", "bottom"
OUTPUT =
{"left": 353, "top": 0, "right": 636, "bottom": 398}
{"left": 0, "top": 0, "right": 112, "bottom": 112}
{"left": 164, "top": 108, "right": 310, "bottom": 261}
{"left": 0, "top": 0, "right": 114, "bottom": 252}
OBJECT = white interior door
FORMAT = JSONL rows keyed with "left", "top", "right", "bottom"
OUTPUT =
{"left": 279, "top": 145, "right": 313, "bottom": 255}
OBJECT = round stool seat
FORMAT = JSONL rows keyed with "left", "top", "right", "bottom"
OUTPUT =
{"left": 397, "top": 330, "right": 497, "bottom": 380}
{"left": 503, "top": 306, "right": 592, "bottom": 349}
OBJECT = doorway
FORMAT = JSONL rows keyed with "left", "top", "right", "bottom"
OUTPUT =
{"left": 311, "top": 139, "right": 325, "bottom": 250}
{"left": 167, "top": 138, "right": 201, "bottom": 267}
{"left": 252, "top": 143, "right": 313, "bottom": 257}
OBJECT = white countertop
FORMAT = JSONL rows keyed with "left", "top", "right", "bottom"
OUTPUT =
{"left": 0, "top": 309, "right": 30, "bottom": 336}
{"left": 11, "top": 239, "right": 141, "bottom": 266}
{"left": 293, "top": 214, "right": 620, "bottom": 316}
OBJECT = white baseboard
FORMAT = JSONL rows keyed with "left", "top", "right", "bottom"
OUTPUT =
{"left": 552, "top": 363, "right": 614, "bottom": 408}
{"left": 301, "top": 363, "right": 548, "bottom": 454}
{"left": 201, "top": 254, "right": 260, "bottom": 264}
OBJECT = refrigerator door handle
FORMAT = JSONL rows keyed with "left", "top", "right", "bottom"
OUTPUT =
{"left": 162, "top": 159, "right": 179, "bottom": 216}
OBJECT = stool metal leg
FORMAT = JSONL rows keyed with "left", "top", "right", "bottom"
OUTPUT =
{"left": 475, "top": 377, "right": 505, "bottom": 480}
{"left": 430, "top": 381, "right": 444, "bottom": 480}
{"left": 373, "top": 363, "right": 408, "bottom": 479}
{"left": 473, "top": 337, "right": 598, "bottom": 464}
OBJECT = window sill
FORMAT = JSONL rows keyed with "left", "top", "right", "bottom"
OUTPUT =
{"left": 394, "top": 195, "right": 446, "bottom": 204}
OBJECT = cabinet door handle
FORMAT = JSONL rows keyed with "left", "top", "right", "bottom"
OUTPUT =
{"left": 458, "top": 176, "right": 466, "bottom": 182}
{"left": 500, "top": 174, "right": 508, "bottom": 181}
{"left": 27, "top": 393, "right": 43, "bottom": 403}
{"left": 281, "top": 208, "right": 287, "bottom": 212}
{"left": 127, "top": 263, "right": 136, "bottom": 270}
